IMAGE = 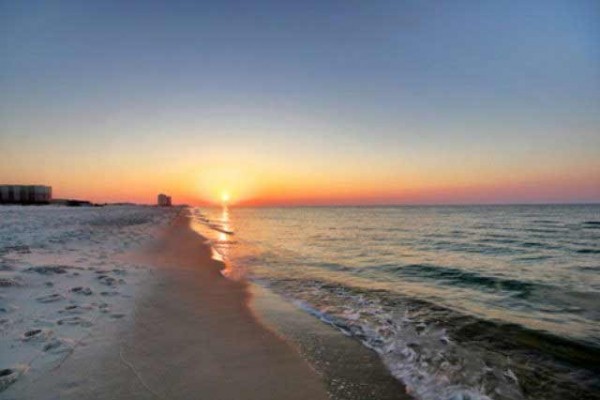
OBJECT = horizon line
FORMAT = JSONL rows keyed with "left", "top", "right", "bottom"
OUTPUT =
{"left": 188, "top": 201, "right": 600, "bottom": 208}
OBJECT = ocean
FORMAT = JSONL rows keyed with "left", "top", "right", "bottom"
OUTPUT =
{"left": 191, "top": 204, "right": 600, "bottom": 400}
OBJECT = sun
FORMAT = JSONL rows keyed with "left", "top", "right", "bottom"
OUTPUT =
{"left": 221, "top": 192, "right": 230, "bottom": 204}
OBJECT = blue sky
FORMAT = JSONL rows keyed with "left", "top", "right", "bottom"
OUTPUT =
{"left": 1, "top": 0, "right": 599, "bottom": 204}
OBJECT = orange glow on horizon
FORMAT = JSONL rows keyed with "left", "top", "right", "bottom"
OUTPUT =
{"left": 3, "top": 150, "right": 598, "bottom": 206}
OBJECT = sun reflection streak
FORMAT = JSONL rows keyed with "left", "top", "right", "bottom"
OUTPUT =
{"left": 219, "top": 206, "right": 230, "bottom": 242}
{"left": 217, "top": 205, "right": 243, "bottom": 279}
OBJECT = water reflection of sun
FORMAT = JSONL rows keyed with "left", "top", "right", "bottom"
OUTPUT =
{"left": 218, "top": 205, "right": 239, "bottom": 279}
{"left": 219, "top": 206, "right": 229, "bottom": 242}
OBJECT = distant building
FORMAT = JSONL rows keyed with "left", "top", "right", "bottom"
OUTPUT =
{"left": 157, "top": 193, "right": 172, "bottom": 207}
{"left": 0, "top": 185, "right": 52, "bottom": 204}
{"left": 51, "top": 199, "right": 94, "bottom": 207}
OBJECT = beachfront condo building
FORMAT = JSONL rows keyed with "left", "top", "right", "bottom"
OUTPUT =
{"left": 157, "top": 193, "right": 172, "bottom": 207}
{"left": 0, "top": 185, "right": 52, "bottom": 204}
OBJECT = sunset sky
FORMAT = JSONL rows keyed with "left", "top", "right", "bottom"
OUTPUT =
{"left": 1, "top": 0, "right": 599, "bottom": 205}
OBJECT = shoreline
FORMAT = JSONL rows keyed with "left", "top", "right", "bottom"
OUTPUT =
{"left": 249, "top": 284, "right": 412, "bottom": 399}
{"left": 1, "top": 210, "right": 327, "bottom": 399}
{"left": 117, "top": 211, "right": 331, "bottom": 399}
{"left": 2, "top": 208, "right": 412, "bottom": 399}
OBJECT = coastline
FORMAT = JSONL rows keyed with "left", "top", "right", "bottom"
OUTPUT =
{"left": 249, "top": 284, "right": 412, "bottom": 399}
{"left": 113, "top": 211, "right": 331, "bottom": 399}
{"left": 2, "top": 208, "right": 412, "bottom": 399}
{"left": 1, "top": 210, "right": 325, "bottom": 399}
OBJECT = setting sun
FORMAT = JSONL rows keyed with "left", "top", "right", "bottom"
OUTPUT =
{"left": 221, "top": 192, "right": 230, "bottom": 204}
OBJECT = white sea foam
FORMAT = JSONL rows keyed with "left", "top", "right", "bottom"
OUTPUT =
{"left": 0, "top": 205, "right": 177, "bottom": 393}
{"left": 284, "top": 285, "right": 524, "bottom": 400}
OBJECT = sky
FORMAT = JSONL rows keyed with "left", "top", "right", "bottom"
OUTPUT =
{"left": 1, "top": 0, "right": 599, "bottom": 205}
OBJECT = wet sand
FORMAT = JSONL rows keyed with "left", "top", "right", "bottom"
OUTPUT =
{"left": 117, "top": 213, "right": 331, "bottom": 399}
{"left": 3, "top": 211, "right": 410, "bottom": 399}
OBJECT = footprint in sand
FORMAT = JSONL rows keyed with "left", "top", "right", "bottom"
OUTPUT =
{"left": 43, "top": 337, "right": 74, "bottom": 354}
{"left": 100, "top": 291, "right": 120, "bottom": 297}
{"left": 21, "top": 328, "right": 53, "bottom": 342}
{"left": 59, "top": 304, "right": 92, "bottom": 315}
{"left": 0, "top": 277, "right": 21, "bottom": 288}
{"left": 36, "top": 293, "right": 64, "bottom": 303}
{"left": 97, "top": 275, "right": 125, "bottom": 286}
{"left": 57, "top": 317, "right": 93, "bottom": 327}
{"left": 25, "top": 265, "right": 70, "bottom": 275}
{"left": 71, "top": 286, "right": 93, "bottom": 296}
{"left": 0, "top": 367, "right": 23, "bottom": 392}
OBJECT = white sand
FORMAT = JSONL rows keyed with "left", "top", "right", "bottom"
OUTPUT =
{"left": 0, "top": 205, "right": 177, "bottom": 394}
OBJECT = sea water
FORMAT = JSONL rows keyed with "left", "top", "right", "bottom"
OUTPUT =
{"left": 191, "top": 205, "right": 600, "bottom": 400}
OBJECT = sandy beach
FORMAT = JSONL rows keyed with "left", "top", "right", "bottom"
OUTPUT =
{"left": 2, "top": 208, "right": 410, "bottom": 399}
{"left": 4, "top": 205, "right": 597, "bottom": 400}
{"left": 2, "top": 211, "right": 326, "bottom": 399}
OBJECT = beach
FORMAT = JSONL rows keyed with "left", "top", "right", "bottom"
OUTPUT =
{"left": 1, "top": 207, "right": 409, "bottom": 399}
{"left": 3, "top": 205, "right": 599, "bottom": 400}
{"left": 3, "top": 1, "right": 598, "bottom": 398}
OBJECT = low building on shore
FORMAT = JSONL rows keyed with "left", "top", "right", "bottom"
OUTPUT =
{"left": 51, "top": 199, "right": 95, "bottom": 207}
{"left": 0, "top": 185, "right": 52, "bottom": 204}
{"left": 157, "top": 193, "right": 172, "bottom": 207}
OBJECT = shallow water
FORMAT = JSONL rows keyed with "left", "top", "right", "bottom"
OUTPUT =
{"left": 191, "top": 205, "right": 600, "bottom": 400}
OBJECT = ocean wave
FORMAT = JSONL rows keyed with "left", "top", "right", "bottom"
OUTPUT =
{"left": 423, "top": 241, "right": 523, "bottom": 255}
{"left": 380, "top": 263, "right": 537, "bottom": 294}
{"left": 521, "top": 228, "right": 563, "bottom": 234}
{"left": 577, "top": 265, "right": 600, "bottom": 272}
{"left": 265, "top": 278, "right": 600, "bottom": 400}
{"left": 374, "top": 263, "right": 600, "bottom": 317}
{"left": 512, "top": 255, "right": 552, "bottom": 262}
{"left": 191, "top": 210, "right": 234, "bottom": 235}
{"left": 574, "top": 248, "right": 600, "bottom": 254}
{"left": 531, "top": 220, "right": 563, "bottom": 225}
{"left": 289, "top": 299, "right": 521, "bottom": 400}
{"left": 477, "top": 237, "right": 521, "bottom": 244}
